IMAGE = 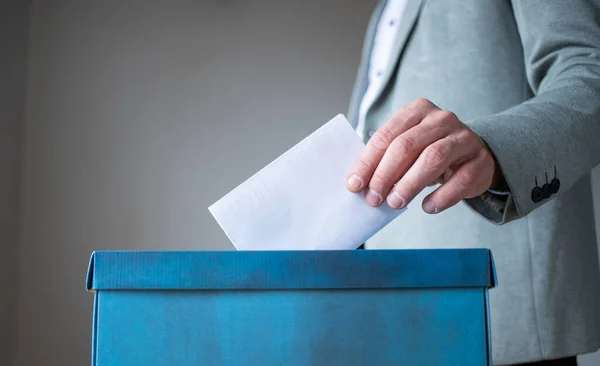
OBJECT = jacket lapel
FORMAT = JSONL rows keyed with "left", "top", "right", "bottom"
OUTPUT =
{"left": 369, "top": 0, "right": 424, "bottom": 110}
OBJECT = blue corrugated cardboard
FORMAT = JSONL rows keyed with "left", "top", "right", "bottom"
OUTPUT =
{"left": 87, "top": 249, "right": 497, "bottom": 366}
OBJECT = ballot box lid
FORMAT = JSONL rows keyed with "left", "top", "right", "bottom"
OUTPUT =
{"left": 86, "top": 248, "right": 497, "bottom": 291}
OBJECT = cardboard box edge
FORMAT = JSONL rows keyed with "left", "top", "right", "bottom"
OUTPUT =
{"left": 91, "top": 291, "right": 99, "bottom": 366}
{"left": 488, "top": 249, "right": 498, "bottom": 288}
{"left": 86, "top": 251, "right": 96, "bottom": 292}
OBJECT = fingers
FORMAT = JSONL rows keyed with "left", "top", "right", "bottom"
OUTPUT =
{"left": 421, "top": 151, "right": 494, "bottom": 213}
{"left": 427, "top": 168, "right": 453, "bottom": 187}
{"left": 366, "top": 119, "right": 452, "bottom": 203}
{"left": 345, "top": 97, "right": 498, "bottom": 214}
{"left": 387, "top": 135, "right": 476, "bottom": 209}
{"left": 345, "top": 98, "right": 438, "bottom": 193}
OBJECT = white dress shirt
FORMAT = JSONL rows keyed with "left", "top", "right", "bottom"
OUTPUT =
{"left": 356, "top": 0, "right": 408, "bottom": 139}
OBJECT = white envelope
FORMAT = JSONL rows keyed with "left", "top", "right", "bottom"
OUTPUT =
{"left": 208, "top": 114, "right": 405, "bottom": 250}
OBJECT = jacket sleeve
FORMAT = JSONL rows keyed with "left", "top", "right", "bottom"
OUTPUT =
{"left": 464, "top": 0, "right": 600, "bottom": 224}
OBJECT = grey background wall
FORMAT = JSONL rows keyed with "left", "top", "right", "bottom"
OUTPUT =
{"left": 16, "top": 1, "right": 377, "bottom": 365}
{"left": 0, "top": 1, "right": 28, "bottom": 365}
{"left": 5, "top": 1, "right": 600, "bottom": 365}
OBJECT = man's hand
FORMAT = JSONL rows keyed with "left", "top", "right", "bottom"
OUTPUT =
{"left": 345, "top": 98, "right": 502, "bottom": 214}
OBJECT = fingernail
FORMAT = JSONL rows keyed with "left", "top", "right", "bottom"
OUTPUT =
{"left": 388, "top": 192, "right": 405, "bottom": 209}
{"left": 423, "top": 200, "right": 438, "bottom": 214}
{"left": 346, "top": 174, "right": 363, "bottom": 191}
{"left": 365, "top": 189, "right": 383, "bottom": 206}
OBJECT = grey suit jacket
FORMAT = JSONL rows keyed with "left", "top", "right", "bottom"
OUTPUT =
{"left": 348, "top": 1, "right": 600, "bottom": 364}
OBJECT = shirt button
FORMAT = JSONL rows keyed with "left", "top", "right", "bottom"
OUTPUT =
{"left": 368, "top": 130, "right": 375, "bottom": 137}
{"left": 389, "top": 19, "right": 396, "bottom": 26}
{"left": 376, "top": 70, "right": 383, "bottom": 77}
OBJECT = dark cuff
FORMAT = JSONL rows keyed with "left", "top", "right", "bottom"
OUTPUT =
{"left": 464, "top": 190, "right": 517, "bottom": 225}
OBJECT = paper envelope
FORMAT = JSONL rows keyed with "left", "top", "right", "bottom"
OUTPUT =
{"left": 208, "top": 114, "right": 405, "bottom": 250}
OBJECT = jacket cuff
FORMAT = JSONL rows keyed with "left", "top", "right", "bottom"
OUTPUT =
{"left": 464, "top": 113, "right": 557, "bottom": 224}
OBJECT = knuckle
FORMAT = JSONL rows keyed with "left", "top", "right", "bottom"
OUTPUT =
{"left": 357, "top": 157, "right": 372, "bottom": 172}
{"left": 423, "top": 143, "right": 451, "bottom": 169}
{"left": 391, "top": 110, "right": 418, "bottom": 126}
{"left": 390, "top": 135, "right": 416, "bottom": 156}
{"left": 438, "top": 110, "right": 458, "bottom": 123}
{"left": 370, "top": 171, "right": 389, "bottom": 190}
{"left": 456, "top": 128, "right": 475, "bottom": 141}
{"left": 477, "top": 147, "right": 492, "bottom": 162}
{"left": 413, "top": 97, "right": 433, "bottom": 109}
{"left": 369, "top": 128, "right": 396, "bottom": 152}
{"left": 454, "top": 167, "right": 478, "bottom": 188}
{"left": 399, "top": 181, "right": 419, "bottom": 198}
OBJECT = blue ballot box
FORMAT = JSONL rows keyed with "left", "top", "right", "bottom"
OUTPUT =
{"left": 86, "top": 249, "right": 497, "bottom": 366}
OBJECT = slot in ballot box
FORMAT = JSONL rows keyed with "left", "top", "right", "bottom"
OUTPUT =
{"left": 86, "top": 248, "right": 497, "bottom": 366}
